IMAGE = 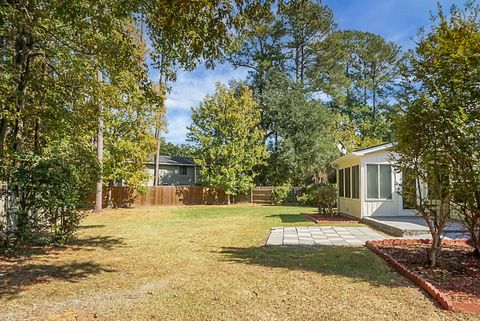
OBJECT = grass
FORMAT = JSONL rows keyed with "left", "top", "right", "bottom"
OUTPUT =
{"left": 1, "top": 205, "right": 478, "bottom": 320}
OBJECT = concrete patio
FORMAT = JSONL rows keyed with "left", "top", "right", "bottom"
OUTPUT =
{"left": 266, "top": 226, "right": 387, "bottom": 247}
{"left": 265, "top": 223, "right": 469, "bottom": 247}
{"left": 362, "top": 216, "right": 468, "bottom": 237}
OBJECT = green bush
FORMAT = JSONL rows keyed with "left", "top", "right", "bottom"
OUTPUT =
{"left": 297, "top": 183, "right": 337, "bottom": 216}
{"left": 272, "top": 183, "right": 291, "bottom": 205}
{"left": 316, "top": 183, "right": 337, "bottom": 217}
{"left": 0, "top": 144, "right": 98, "bottom": 248}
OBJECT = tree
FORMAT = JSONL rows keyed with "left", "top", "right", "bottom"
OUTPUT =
{"left": 229, "top": 1, "right": 343, "bottom": 185}
{"left": 188, "top": 84, "right": 267, "bottom": 204}
{"left": 394, "top": 97, "right": 455, "bottom": 268}
{"left": 394, "top": 2, "right": 480, "bottom": 265}
{"left": 158, "top": 140, "right": 195, "bottom": 158}
{"left": 332, "top": 30, "right": 402, "bottom": 144}
{"left": 259, "top": 76, "right": 337, "bottom": 185}
{"left": 0, "top": 0, "right": 265, "bottom": 246}
{"left": 144, "top": 1, "right": 269, "bottom": 186}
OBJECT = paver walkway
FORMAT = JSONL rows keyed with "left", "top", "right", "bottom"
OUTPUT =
{"left": 265, "top": 226, "right": 468, "bottom": 247}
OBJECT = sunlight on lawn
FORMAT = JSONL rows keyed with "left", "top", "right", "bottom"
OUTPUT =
{"left": 1, "top": 205, "right": 475, "bottom": 321}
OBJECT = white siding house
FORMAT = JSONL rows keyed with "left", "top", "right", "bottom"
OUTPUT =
{"left": 331, "top": 143, "right": 417, "bottom": 219}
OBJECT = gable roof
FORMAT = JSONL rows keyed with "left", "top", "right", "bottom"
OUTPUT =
{"left": 147, "top": 156, "right": 196, "bottom": 166}
{"left": 331, "top": 142, "right": 394, "bottom": 167}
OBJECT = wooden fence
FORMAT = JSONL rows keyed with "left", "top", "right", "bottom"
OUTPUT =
{"left": 251, "top": 186, "right": 274, "bottom": 204}
{"left": 91, "top": 186, "right": 251, "bottom": 208}
{"left": 86, "top": 185, "right": 305, "bottom": 208}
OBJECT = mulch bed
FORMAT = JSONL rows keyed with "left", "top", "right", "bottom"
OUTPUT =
{"left": 368, "top": 239, "right": 480, "bottom": 313}
{"left": 303, "top": 212, "right": 359, "bottom": 224}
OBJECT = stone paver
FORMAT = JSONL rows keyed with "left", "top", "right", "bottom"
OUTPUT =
{"left": 265, "top": 226, "right": 467, "bottom": 247}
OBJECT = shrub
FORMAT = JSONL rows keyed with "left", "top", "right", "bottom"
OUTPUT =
{"left": 0, "top": 144, "right": 98, "bottom": 248}
{"left": 297, "top": 183, "right": 337, "bottom": 216}
{"left": 272, "top": 183, "right": 291, "bottom": 205}
{"left": 316, "top": 183, "right": 337, "bottom": 217}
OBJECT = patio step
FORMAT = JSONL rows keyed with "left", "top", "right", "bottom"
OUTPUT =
{"left": 362, "top": 216, "right": 468, "bottom": 237}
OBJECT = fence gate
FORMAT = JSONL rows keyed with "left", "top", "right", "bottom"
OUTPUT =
{"left": 251, "top": 187, "right": 273, "bottom": 204}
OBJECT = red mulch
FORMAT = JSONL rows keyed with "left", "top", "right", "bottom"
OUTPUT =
{"left": 378, "top": 242, "right": 480, "bottom": 307}
{"left": 303, "top": 212, "right": 359, "bottom": 224}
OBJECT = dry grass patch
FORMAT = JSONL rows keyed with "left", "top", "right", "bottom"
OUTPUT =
{"left": 1, "top": 205, "right": 478, "bottom": 320}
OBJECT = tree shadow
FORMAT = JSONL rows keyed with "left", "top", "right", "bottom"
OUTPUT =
{"left": 5, "top": 235, "right": 127, "bottom": 258}
{"left": 217, "top": 245, "right": 412, "bottom": 288}
{"left": 0, "top": 260, "right": 115, "bottom": 299}
{"left": 0, "top": 234, "right": 125, "bottom": 298}
{"left": 266, "top": 213, "right": 311, "bottom": 223}
{"left": 68, "top": 235, "right": 126, "bottom": 251}
{"left": 78, "top": 224, "right": 106, "bottom": 230}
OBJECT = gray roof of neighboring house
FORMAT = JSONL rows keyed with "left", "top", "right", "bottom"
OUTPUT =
{"left": 147, "top": 155, "right": 196, "bottom": 166}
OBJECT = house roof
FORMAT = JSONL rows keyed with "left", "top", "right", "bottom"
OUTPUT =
{"left": 352, "top": 142, "right": 393, "bottom": 156}
{"left": 331, "top": 142, "right": 394, "bottom": 167}
{"left": 147, "top": 156, "right": 196, "bottom": 166}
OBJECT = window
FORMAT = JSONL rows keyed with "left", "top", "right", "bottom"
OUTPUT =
{"left": 367, "top": 164, "right": 392, "bottom": 199}
{"left": 179, "top": 166, "right": 188, "bottom": 175}
{"left": 339, "top": 169, "right": 344, "bottom": 197}
{"left": 345, "top": 167, "right": 351, "bottom": 198}
{"left": 380, "top": 165, "right": 392, "bottom": 198}
{"left": 352, "top": 165, "right": 360, "bottom": 199}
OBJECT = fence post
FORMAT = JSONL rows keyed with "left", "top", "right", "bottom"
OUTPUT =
{"left": 250, "top": 187, "right": 253, "bottom": 203}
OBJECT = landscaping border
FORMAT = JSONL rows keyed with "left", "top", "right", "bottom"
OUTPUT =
{"left": 366, "top": 239, "right": 480, "bottom": 313}
{"left": 302, "top": 212, "right": 360, "bottom": 224}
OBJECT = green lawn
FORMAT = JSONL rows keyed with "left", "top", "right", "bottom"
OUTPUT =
{"left": 1, "top": 205, "right": 477, "bottom": 320}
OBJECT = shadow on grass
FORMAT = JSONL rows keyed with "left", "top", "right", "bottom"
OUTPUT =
{"left": 218, "top": 245, "right": 408, "bottom": 287}
{"left": 0, "top": 235, "right": 125, "bottom": 298}
{"left": 78, "top": 224, "right": 106, "bottom": 230}
{"left": 68, "top": 235, "right": 126, "bottom": 251}
{"left": 0, "top": 260, "right": 116, "bottom": 298}
{"left": 266, "top": 214, "right": 311, "bottom": 223}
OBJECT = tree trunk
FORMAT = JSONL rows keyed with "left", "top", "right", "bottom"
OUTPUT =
{"left": 95, "top": 70, "right": 104, "bottom": 213}
{"left": 227, "top": 194, "right": 231, "bottom": 205}
{"left": 427, "top": 232, "right": 442, "bottom": 268}
{"left": 153, "top": 126, "right": 161, "bottom": 186}
{"left": 154, "top": 82, "right": 166, "bottom": 186}
{"left": 107, "top": 180, "right": 113, "bottom": 208}
{"left": 0, "top": 118, "right": 7, "bottom": 155}
{"left": 472, "top": 236, "right": 480, "bottom": 257}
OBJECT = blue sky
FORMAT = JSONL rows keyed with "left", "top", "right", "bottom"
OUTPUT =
{"left": 160, "top": 0, "right": 462, "bottom": 145}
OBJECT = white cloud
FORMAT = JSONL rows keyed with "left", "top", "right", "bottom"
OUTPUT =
{"left": 162, "top": 63, "right": 249, "bottom": 144}
{"left": 162, "top": 110, "right": 192, "bottom": 145}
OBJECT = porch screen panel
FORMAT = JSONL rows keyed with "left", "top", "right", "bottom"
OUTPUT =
{"left": 352, "top": 165, "right": 359, "bottom": 199}
{"left": 339, "top": 169, "right": 344, "bottom": 197}
{"left": 345, "top": 167, "right": 351, "bottom": 198}
{"left": 367, "top": 164, "right": 378, "bottom": 198}
{"left": 379, "top": 165, "right": 392, "bottom": 199}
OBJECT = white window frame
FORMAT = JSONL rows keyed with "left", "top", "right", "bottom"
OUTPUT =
{"left": 352, "top": 165, "right": 360, "bottom": 199}
{"left": 365, "top": 163, "right": 393, "bottom": 201}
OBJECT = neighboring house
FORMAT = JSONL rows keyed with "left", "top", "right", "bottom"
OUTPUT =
{"left": 331, "top": 143, "right": 417, "bottom": 219}
{"left": 146, "top": 156, "right": 200, "bottom": 186}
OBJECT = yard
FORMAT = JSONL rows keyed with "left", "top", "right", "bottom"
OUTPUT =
{"left": 1, "top": 205, "right": 479, "bottom": 321}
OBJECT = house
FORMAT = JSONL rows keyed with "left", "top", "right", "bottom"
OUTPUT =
{"left": 146, "top": 156, "right": 200, "bottom": 186}
{"left": 331, "top": 143, "right": 416, "bottom": 219}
